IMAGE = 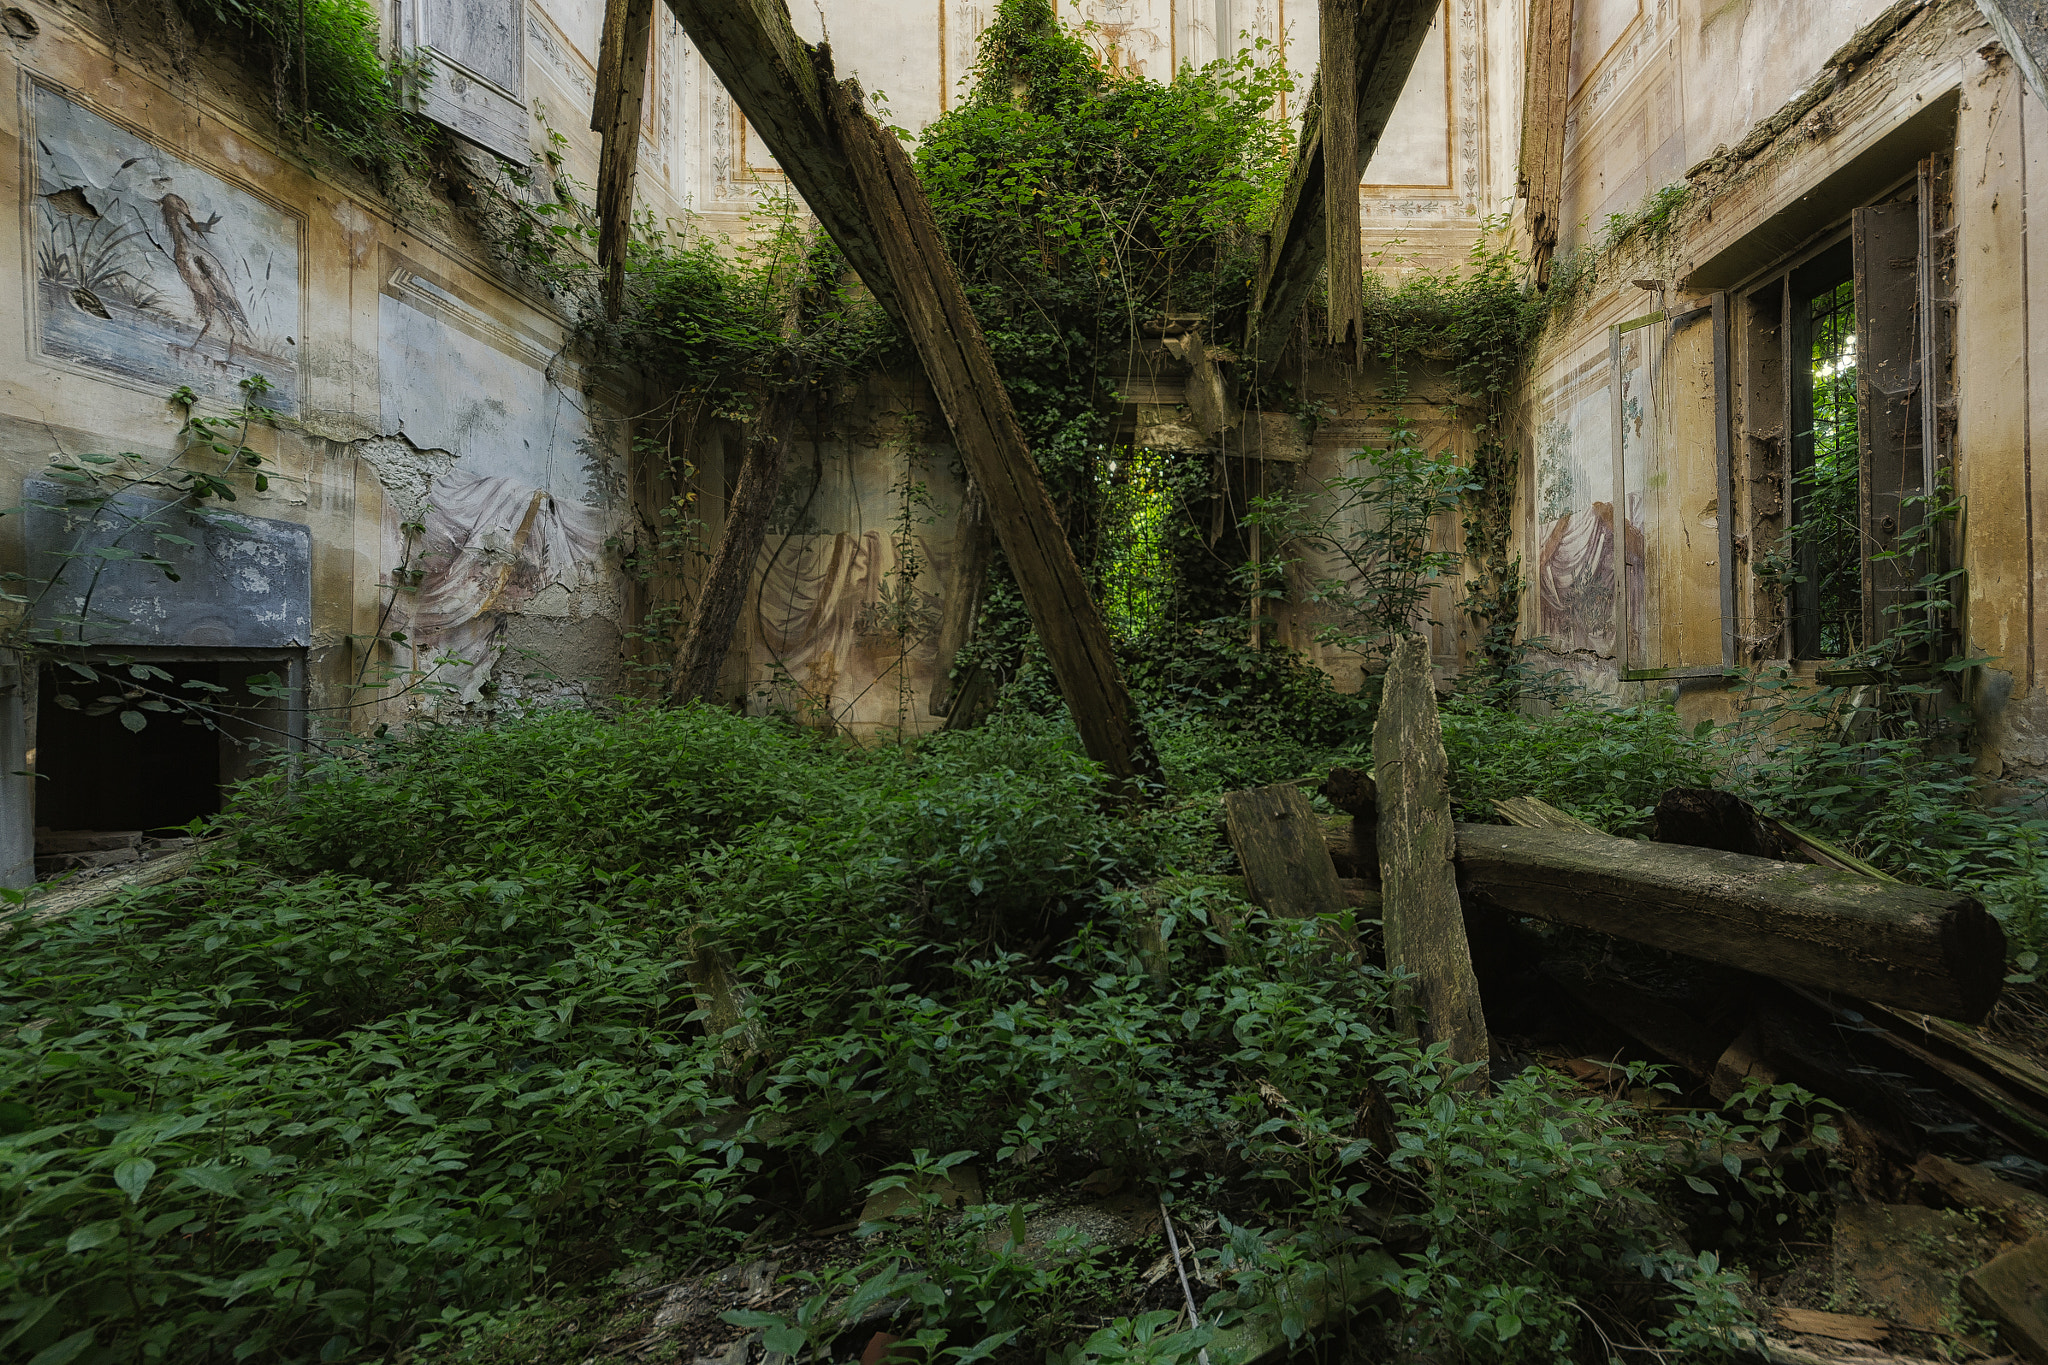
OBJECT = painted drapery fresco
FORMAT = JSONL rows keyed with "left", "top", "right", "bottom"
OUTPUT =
{"left": 30, "top": 84, "right": 302, "bottom": 412}
{"left": 400, "top": 471, "right": 608, "bottom": 703}
{"left": 373, "top": 254, "right": 619, "bottom": 706}
{"left": 745, "top": 435, "right": 963, "bottom": 737}
{"left": 1533, "top": 336, "right": 1647, "bottom": 665}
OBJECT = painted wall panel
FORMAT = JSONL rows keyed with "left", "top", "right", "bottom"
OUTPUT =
{"left": 27, "top": 84, "right": 303, "bottom": 414}
{"left": 24, "top": 478, "right": 313, "bottom": 648}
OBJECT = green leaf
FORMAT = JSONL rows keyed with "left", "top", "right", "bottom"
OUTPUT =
{"left": 177, "top": 1164, "right": 240, "bottom": 1197}
{"left": 27, "top": 1329, "right": 97, "bottom": 1365}
{"left": 114, "top": 1156, "right": 156, "bottom": 1201}
{"left": 66, "top": 1221, "right": 121, "bottom": 1253}
{"left": 761, "top": 1325, "right": 806, "bottom": 1355}
{"left": 118, "top": 710, "right": 146, "bottom": 734}
{"left": 0, "top": 1100, "right": 33, "bottom": 1133}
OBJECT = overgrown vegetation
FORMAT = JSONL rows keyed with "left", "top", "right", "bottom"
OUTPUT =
{"left": 119, "top": 0, "right": 436, "bottom": 179}
{"left": 7, "top": 703, "right": 1842, "bottom": 1365}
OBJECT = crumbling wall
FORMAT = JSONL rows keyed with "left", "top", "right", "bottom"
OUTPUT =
{"left": 1514, "top": 0, "right": 2048, "bottom": 762}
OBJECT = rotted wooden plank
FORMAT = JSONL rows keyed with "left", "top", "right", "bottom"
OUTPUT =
{"left": 1244, "top": 0, "right": 1440, "bottom": 376}
{"left": 1376, "top": 634, "right": 1490, "bottom": 1079}
{"left": 595, "top": 0, "right": 658, "bottom": 317}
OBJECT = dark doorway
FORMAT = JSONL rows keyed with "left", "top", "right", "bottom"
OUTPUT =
{"left": 34, "top": 660, "right": 284, "bottom": 835}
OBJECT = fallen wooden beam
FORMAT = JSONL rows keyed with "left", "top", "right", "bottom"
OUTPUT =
{"left": 1243, "top": 0, "right": 1440, "bottom": 375}
{"left": 1517, "top": 0, "right": 1573, "bottom": 287}
{"left": 4, "top": 842, "right": 221, "bottom": 931}
{"left": 1224, "top": 783, "right": 1349, "bottom": 920}
{"left": 1491, "top": 794, "right": 1599, "bottom": 835}
{"left": 1455, "top": 824, "right": 2006, "bottom": 1023}
{"left": 665, "top": 0, "right": 1159, "bottom": 791}
{"left": 666, "top": 395, "right": 795, "bottom": 704}
{"left": 1377, "top": 634, "right": 1490, "bottom": 1078}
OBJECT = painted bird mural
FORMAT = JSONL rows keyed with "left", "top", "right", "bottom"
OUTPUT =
{"left": 158, "top": 192, "right": 250, "bottom": 360}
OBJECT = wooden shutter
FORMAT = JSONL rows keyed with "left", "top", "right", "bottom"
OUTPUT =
{"left": 408, "top": 0, "right": 528, "bottom": 163}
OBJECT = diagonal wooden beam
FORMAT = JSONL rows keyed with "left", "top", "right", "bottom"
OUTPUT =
{"left": 662, "top": 0, "right": 1160, "bottom": 791}
{"left": 1974, "top": 1, "right": 2048, "bottom": 114}
{"left": 1244, "top": 0, "right": 1441, "bottom": 379}
{"left": 662, "top": 0, "right": 907, "bottom": 330}
{"left": 1518, "top": 0, "right": 1573, "bottom": 288}
{"left": 594, "top": 0, "right": 657, "bottom": 318}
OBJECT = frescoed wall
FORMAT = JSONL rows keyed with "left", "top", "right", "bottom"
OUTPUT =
{"left": 738, "top": 398, "right": 969, "bottom": 738}
{"left": 28, "top": 83, "right": 302, "bottom": 413}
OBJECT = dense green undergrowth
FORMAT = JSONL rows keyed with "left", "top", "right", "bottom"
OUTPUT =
{"left": 5, "top": 703, "right": 1831, "bottom": 1365}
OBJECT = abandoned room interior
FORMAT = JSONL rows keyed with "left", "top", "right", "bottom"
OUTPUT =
{"left": 16, "top": 0, "right": 2048, "bottom": 1360}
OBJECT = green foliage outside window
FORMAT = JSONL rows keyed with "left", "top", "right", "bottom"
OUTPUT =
{"left": 1798, "top": 279, "right": 1863, "bottom": 657}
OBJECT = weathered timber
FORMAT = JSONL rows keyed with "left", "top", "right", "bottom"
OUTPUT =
{"left": 1245, "top": 0, "right": 1439, "bottom": 374}
{"left": 1963, "top": 1235, "right": 2048, "bottom": 1365}
{"left": 1975, "top": 1, "right": 2048, "bottom": 117}
{"left": 664, "top": 0, "right": 1157, "bottom": 789}
{"left": 928, "top": 481, "right": 991, "bottom": 717}
{"left": 1651, "top": 786, "right": 1798, "bottom": 860}
{"left": 594, "top": 0, "right": 657, "bottom": 317}
{"left": 818, "top": 74, "right": 1159, "bottom": 789}
{"left": 658, "top": 0, "right": 905, "bottom": 328}
{"left": 1454, "top": 823, "right": 2006, "bottom": 1022}
{"left": 1321, "top": 765, "right": 1377, "bottom": 882}
{"left": 1375, "top": 635, "right": 1490, "bottom": 1076}
{"left": 1862, "top": 1002, "right": 2048, "bottom": 1114}
{"left": 1915, "top": 1153, "right": 2048, "bottom": 1240}
{"left": 1517, "top": 0, "right": 1573, "bottom": 286}
{"left": 1224, "top": 783, "right": 1349, "bottom": 920}
{"left": 1491, "top": 794, "right": 1598, "bottom": 834}
{"left": 1770, "top": 1310, "right": 1889, "bottom": 1344}
{"left": 1541, "top": 957, "right": 1748, "bottom": 1079}
{"left": 5, "top": 842, "right": 220, "bottom": 931}
{"left": 667, "top": 397, "right": 794, "bottom": 704}
{"left": 1791, "top": 986, "right": 2048, "bottom": 1155}
{"left": 1319, "top": 0, "right": 1363, "bottom": 360}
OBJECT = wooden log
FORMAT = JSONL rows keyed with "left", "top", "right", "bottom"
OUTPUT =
{"left": 4, "top": 842, "right": 221, "bottom": 931}
{"left": 1223, "top": 783, "right": 1348, "bottom": 920}
{"left": 1319, "top": 0, "right": 1363, "bottom": 361}
{"left": 1375, "top": 634, "right": 1490, "bottom": 1077}
{"left": 1542, "top": 957, "right": 1749, "bottom": 1079}
{"left": 664, "top": 0, "right": 1158, "bottom": 791}
{"left": 1517, "top": 0, "right": 1573, "bottom": 287}
{"left": 1491, "top": 794, "right": 1599, "bottom": 834}
{"left": 1915, "top": 1153, "right": 2048, "bottom": 1240}
{"left": 1962, "top": 1235, "right": 2048, "bottom": 1365}
{"left": 1652, "top": 786, "right": 1798, "bottom": 861}
{"left": 1243, "top": 0, "right": 1440, "bottom": 375}
{"left": 1454, "top": 823, "right": 2006, "bottom": 1022}
{"left": 658, "top": 0, "right": 906, "bottom": 329}
{"left": 1320, "top": 766, "right": 1377, "bottom": 881}
{"left": 928, "top": 480, "right": 991, "bottom": 717}
{"left": 665, "top": 393, "right": 794, "bottom": 704}
{"left": 594, "top": 0, "right": 656, "bottom": 317}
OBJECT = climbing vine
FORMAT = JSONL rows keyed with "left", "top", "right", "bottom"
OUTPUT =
{"left": 116, "top": 0, "right": 436, "bottom": 181}
{"left": 913, "top": 0, "right": 1294, "bottom": 688}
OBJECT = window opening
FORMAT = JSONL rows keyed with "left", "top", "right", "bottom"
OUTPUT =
{"left": 33, "top": 659, "right": 292, "bottom": 877}
{"left": 1095, "top": 445, "right": 1175, "bottom": 640}
{"left": 1785, "top": 240, "right": 1860, "bottom": 658}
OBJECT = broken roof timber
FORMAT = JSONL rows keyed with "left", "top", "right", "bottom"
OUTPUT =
{"left": 1244, "top": 0, "right": 1441, "bottom": 379}
{"left": 660, "top": 0, "right": 1160, "bottom": 793}
{"left": 659, "top": 0, "right": 908, "bottom": 330}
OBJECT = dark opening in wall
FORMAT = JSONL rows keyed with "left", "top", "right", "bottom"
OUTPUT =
{"left": 32, "top": 655, "right": 299, "bottom": 874}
